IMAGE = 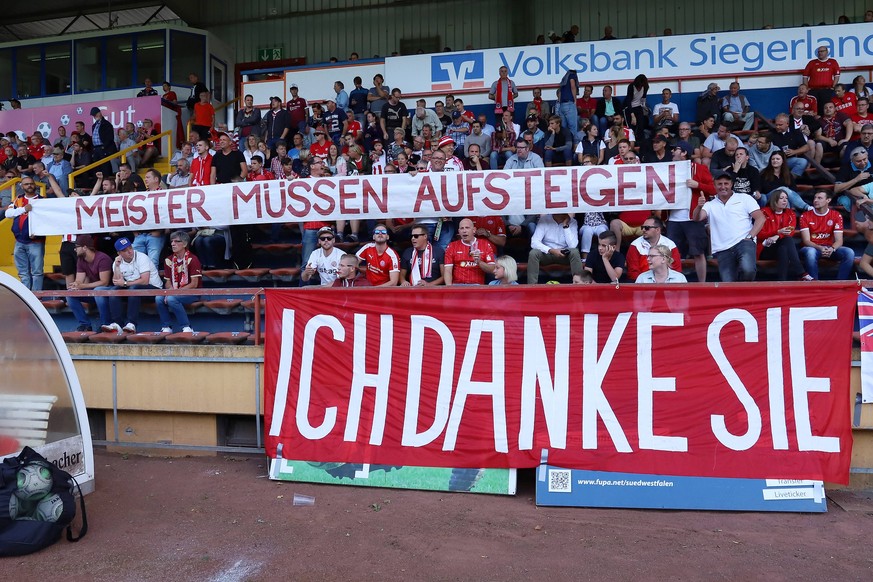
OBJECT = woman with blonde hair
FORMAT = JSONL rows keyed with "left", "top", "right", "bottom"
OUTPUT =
{"left": 489, "top": 255, "right": 519, "bottom": 285}
{"left": 637, "top": 244, "right": 687, "bottom": 283}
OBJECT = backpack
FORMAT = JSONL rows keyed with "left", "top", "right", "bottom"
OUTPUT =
{"left": 0, "top": 446, "right": 87, "bottom": 557}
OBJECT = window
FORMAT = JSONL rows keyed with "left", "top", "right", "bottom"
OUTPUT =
{"left": 105, "top": 36, "right": 134, "bottom": 90}
{"left": 44, "top": 42, "right": 71, "bottom": 96}
{"left": 75, "top": 38, "right": 102, "bottom": 93}
{"left": 170, "top": 31, "right": 205, "bottom": 87}
{"left": 135, "top": 31, "right": 166, "bottom": 88}
{"left": 15, "top": 46, "right": 41, "bottom": 99}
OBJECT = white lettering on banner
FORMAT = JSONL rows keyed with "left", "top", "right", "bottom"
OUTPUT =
{"left": 402, "top": 316, "right": 455, "bottom": 447}
{"left": 385, "top": 24, "right": 873, "bottom": 90}
{"left": 581, "top": 313, "right": 633, "bottom": 453}
{"left": 270, "top": 307, "right": 844, "bottom": 456}
{"left": 790, "top": 307, "right": 840, "bottom": 453}
{"left": 268, "top": 309, "right": 295, "bottom": 437}
{"left": 767, "top": 308, "right": 789, "bottom": 450}
{"left": 344, "top": 314, "right": 393, "bottom": 445}
{"left": 637, "top": 313, "right": 687, "bottom": 452}
{"left": 297, "top": 315, "right": 343, "bottom": 439}
{"left": 518, "top": 316, "right": 569, "bottom": 450}
{"left": 29, "top": 165, "right": 689, "bottom": 236}
{"left": 708, "top": 309, "right": 762, "bottom": 451}
{"left": 443, "top": 320, "right": 508, "bottom": 453}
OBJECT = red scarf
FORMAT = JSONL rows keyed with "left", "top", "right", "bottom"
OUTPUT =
{"left": 532, "top": 97, "right": 543, "bottom": 115}
{"left": 170, "top": 250, "right": 192, "bottom": 289}
{"left": 494, "top": 79, "right": 515, "bottom": 112}
{"left": 409, "top": 243, "right": 433, "bottom": 284}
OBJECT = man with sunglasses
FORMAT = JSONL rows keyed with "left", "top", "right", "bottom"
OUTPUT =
{"left": 356, "top": 224, "right": 400, "bottom": 286}
{"left": 400, "top": 224, "right": 445, "bottom": 286}
{"left": 301, "top": 226, "right": 346, "bottom": 287}
{"left": 625, "top": 216, "right": 682, "bottom": 281}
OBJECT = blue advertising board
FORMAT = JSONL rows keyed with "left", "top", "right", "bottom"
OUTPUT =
{"left": 536, "top": 466, "right": 826, "bottom": 512}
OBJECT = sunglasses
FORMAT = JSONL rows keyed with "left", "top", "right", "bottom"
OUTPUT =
{"left": 373, "top": 229, "right": 388, "bottom": 235}
{"left": 640, "top": 225, "right": 659, "bottom": 231}
{"left": 319, "top": 236, "right": 334, "bottom": 241}
{"left": 411, "top": 233, "right": 426, "bottom": 239}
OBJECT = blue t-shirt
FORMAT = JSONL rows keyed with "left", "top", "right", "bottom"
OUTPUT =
{"left": 559, "top": 70, "right": 578, "bottom": 103}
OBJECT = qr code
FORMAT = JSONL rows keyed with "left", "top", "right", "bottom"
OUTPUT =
{"left": 548, "top": 469, "right": 572, "bottom": 493}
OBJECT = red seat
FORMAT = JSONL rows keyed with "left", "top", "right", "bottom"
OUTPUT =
{"left": 202, "top": 269, "right": 236, "bottom": 283}
{"left": 88, "top": 332, "right": 128, "bottom": 344}
{"left": 125, "top": 332, "right": 168, "bottom": 344}
{"left": 166, "top": 331, "right": 207, "bottom": 344}
{"left": 61, "top": 331, "right": 95, "bottom": 343}
{"left": 202, "top": 299, "right": 242, "bottom": 315}
{"left": 268, "top": 268, "right": 300, "bottom": 282}
{"left": 241, "top": 299, "right": 264, "bottom": 313}
{"left": 206, "top": 331, "right": 250, "bottom": 345}
{"left": 235, "top": 268, "right": 271, "bottom": 282}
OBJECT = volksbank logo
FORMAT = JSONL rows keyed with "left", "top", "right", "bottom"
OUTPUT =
{"left": 431, "top": 53, "right": 485, "bottom": 91}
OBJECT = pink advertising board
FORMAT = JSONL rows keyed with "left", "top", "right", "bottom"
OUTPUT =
{"left": 0, "top": 96, "right": 163, "bottom": 143}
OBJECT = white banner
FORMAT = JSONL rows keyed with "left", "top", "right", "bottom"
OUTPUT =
{"left": 30, "top": 163, "right": 691, "bottom": 235}
{"left": 387, "top": 23, "right": 873, "bottom": 91}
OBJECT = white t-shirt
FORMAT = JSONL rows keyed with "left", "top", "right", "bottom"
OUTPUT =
{"left": 702, "top": 193, "right": 760, "bottom": 253}
{"left": 652, "top": 102, "right": 679, "bottom": 122}
{"left": 116, "top": 250, "right": 162, "bottom": 288}
{"left": 306, "top": 247, "right": 346, "bottom": 286}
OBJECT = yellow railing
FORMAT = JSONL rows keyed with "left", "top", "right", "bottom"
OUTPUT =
{"left": 186, "top": 96, "right": 242, "bottom": 141}
{"left": 67, "top": 130, "right": 173, "bottom": 189}
{"left": 0, "top": 177, "right": 48, "bottom": 223}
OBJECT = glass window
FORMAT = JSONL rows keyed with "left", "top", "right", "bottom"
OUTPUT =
{"left": 170, "top": 31, "right": 205, "bottom": 87}
{"left": 105, "top": 36, "right": 134, "bottom": 90}
{"left": 135, "top": 31, "right": 166, "bottom": 88}
{"left": 44, "top": 42, "right": 72, "bottom": 96}
{"left": 15, "top": 46, "right": 41, "bottom": 99}
{"left": 75, "top": 38, "right": 102, "bottom": 93}
{"left": 0, "top": 49, "right": 11, "bottom": 100}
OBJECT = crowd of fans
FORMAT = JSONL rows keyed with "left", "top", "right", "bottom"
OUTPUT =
{"left": 3, "top": 29, "right": 873, "bottom": 332}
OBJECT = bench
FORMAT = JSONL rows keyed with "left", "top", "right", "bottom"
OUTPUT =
{"left": 0, "top": 394, "right": 59, "bottom": 448}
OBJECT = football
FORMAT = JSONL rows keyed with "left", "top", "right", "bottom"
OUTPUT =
{"left": 15, "top": 464, "right": 54, "bottom": 502}
{"left": 34, "top": 493, "right": 65, "bottom": 522}
{"left": 36, "top": 121, "right": 52, "bottom": 139}
{"left": 8, "top": 494, "right": 34, "bottom": 519}
{"left": 60, "top": 114, "right": 70, "bottom": 126}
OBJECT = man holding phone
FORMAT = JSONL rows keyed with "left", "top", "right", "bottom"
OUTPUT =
{"left": 527, "top": 213, "right": 583, "bottom": 284}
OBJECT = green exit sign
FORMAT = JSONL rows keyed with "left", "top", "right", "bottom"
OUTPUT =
{"left": 258, "top": 47, "right": 283, "bottom": 61}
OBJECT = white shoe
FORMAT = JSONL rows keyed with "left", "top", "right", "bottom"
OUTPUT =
{"left": 122, "top": 322, "right": 137, "bottom": 333}
{"left": 160, "top": 327, "right": 173, "bottom": 333}
{"left": 181, "top": 326, "right": 194, "bottom": 333}
{"left": 101, "top": 323, "right": 122, "bottom": 334}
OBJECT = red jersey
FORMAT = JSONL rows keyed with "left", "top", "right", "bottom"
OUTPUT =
{"left": 618, "top": 210, "right": 651, "bottom": 227}
{"left": 309, "top": 140, "right": 331, "bottom": 159}
{"left": 444, "top": 239, "right": 496, "bottom": 285}
{"left": 27, "top": 143, "right": 46, "bottom": 159}
{"left": 757, "top": 208, "right": 796, "bottom": 257}
{"left": 347, "top": 120, "right": 363, "bottom": 139}
{"left": 800, "top": 208, "right": 843, "bottom": 247}
{"left": 356, "top": 243, "right": 400, "bottom": 285}
{"left": 832, "top": 92, "right": 858, "bottom": 115}
{"left": 472, "top": 216, "right": 506, "bottom": 238}
{"left": 286, "top": 97, "right": 307, "bottom": 126}
{"left": 789, "top": 95, "right": 818, "bottom": 115}
{"left": 851, "top": 112, "right": 873, "bottom": 128}
{"left": 803, "top": 58, "right": 840, "bottom": 89}
{"left": 248, "top": 170, "right": 275, "bottom": 181}
{"left": 190, "top": 154, "right": 212, "bottom": 186}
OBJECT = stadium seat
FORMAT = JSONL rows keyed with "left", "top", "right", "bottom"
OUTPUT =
{"left": 205, "top": 331, "right": 250, "bottom": 345}
{"left": 125, "top": 332, "right": 168, "bottom": 344}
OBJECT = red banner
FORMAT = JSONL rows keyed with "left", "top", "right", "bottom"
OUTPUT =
{"left": 264, "top": 284, "right": 857, "bottom": 484}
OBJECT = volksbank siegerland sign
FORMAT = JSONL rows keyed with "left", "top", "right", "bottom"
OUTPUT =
{"left": 387, "top": 23, "right": 873, "bottom": 91}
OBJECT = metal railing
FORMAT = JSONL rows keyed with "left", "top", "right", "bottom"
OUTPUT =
{"left": 67, "top": 130, "right": 174, "bottom": 190}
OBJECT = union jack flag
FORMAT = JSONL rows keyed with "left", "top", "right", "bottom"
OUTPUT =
{"left": 858, "top": 289, "right": 873, "bottom": 403}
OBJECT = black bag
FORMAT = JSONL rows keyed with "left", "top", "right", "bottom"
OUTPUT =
{"left": 0, "top": 446, "right": 87, "bottom": 557}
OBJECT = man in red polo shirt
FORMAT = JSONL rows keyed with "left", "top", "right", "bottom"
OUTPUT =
{"left": 444, "top": 218, "right": 496, "bottom": 285}
{"left": 803, "top": 46, "right": 840, "bottom": 115}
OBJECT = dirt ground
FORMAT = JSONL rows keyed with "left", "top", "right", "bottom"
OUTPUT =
{"left": 7, "top": 449, "right": 873, "bottom": 581}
